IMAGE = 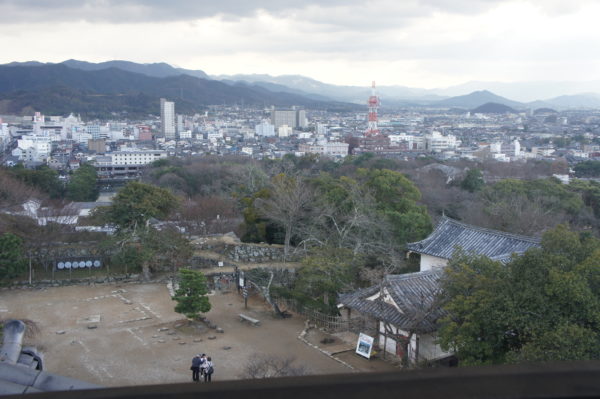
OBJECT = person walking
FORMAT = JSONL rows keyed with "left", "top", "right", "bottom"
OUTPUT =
{"left": 203, "top": 356, "right": 214, "bottom": 382}
{"left": 191, "top": 354, "right": 202, "bottom": 382}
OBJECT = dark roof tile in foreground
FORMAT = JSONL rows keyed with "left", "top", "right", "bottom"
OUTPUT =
{"left": 406, "top": 217, "right": 540, "bottom": 262}
{"left": 339, "top": 270, "right": 445, "bottom": 333}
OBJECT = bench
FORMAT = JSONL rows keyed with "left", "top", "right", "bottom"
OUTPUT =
{"left": 239, "top": 313, "right": 260, "bottom": 326}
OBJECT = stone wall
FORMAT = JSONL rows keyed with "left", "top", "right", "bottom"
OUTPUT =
{"left": 226, "top": 244, "right": 289, "bottom": 262}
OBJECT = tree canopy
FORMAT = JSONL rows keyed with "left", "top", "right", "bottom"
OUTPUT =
{"left": 438, "top": 225, "right": 600, "bottom": 365}
{"left": 66, "top": 164, "right": 99, "bottom": 202}
{"left": 574, "top": 160, "right": 600, "bottom": 178}
{"left": 102, "top": 181, "right": 179, "bottom": 231}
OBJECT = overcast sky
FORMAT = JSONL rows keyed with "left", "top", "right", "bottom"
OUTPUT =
{"left": 1, "top": 0, "right": 599, "bottom": 89}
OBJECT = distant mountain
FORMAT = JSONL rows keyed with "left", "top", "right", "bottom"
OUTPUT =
{"left": 4, "top": 59, "right": 210, "bottom": 80}
{"left": 61, "top": 59, "right": 210, "bottom": 80}
{"left": 434, "top": 90, "right": 523, "bottom": 109}
{"left": 541, "top": 93, "right": 600, "bottom": 109}
{"left": 471, "top": 102, "right": 517, "bottom": 114}
{"left": 5, "top": 60, "right": 600, "bottom": 111}
{"left": 0, "top": 64, "right": 356, "bottom": 118}
{"left": 219, "top": 74, "right": 600, "bottom": 108}
{"left": 221, "top": 79, "right": 334, "bottom": 102}
{"left": 435, "top": 80, "right": 600, "bottom": 103}
{"left": 215, "top": 73, "right": 447, "bottom": 104}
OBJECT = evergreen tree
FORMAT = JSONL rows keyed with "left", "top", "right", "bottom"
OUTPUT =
{"left": 0, "top": 233, "right": 27, "bottom": 281}
{"left": 173, "top": 269, "right": 211, "bottom": 319}
{"left": 66, "top": 164, "right": 99, "bottom": 201}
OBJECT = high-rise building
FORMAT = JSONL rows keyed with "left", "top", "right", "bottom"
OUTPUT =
{"left": 176, "top": 114, "right": 184, "bottom": 135}
{"left": 160, "top": 98, "right": 176, "bottom": 139}
{"left": 271, "top": 109, "right": 307, "bottom": 129}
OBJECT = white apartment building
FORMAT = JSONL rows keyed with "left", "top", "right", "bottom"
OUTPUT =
{"left": 161, "top": 98, "right": 176, "bottom": 139}
{"left": 110, "top": 151, "right": 167, "bottom": 166}
{"left": 73, "top": 132, "right": 93, "bottom": 146}
{"left": 179, "top": 130, "right": 193, "bottom": 139}
{"left": 206, "top": 131, "right": 223, "bottom": 141}
{"left": 255, "top": 121, "right": 275, "bottom": 137}
{"left": 425, "top": 131, "right": 459, "bottom": 152}
{"left": 12, "top": 135, "right": 52, "bottom": 162}
{"left": 299, "top": 141, "right": 349, "bottom": 157}
{"left": 316, "top": 123, "right": 328, "bottom": 135}
{"left": 278, "top": 125, "right": 292, "bottom": 137}
{"left": 298, "top": 132, "right": 313, "bottom": 139}
{"left": 389, "top": 133, "right": 426, "bottom": 150}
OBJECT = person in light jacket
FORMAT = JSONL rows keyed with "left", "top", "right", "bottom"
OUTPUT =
{"left": 203, "top": 356, "right": 214, "bottom": 382}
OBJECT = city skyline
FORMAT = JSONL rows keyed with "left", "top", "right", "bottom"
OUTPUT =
{"left": 1, "top": 1, "right": 599, "bottom": 89}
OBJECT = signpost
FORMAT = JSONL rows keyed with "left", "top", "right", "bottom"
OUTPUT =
{"left": 243, "top": 286, "right": 248, "bottom": 309}
{"left": 356, "top": 333, "right": 375, "bottom": 359}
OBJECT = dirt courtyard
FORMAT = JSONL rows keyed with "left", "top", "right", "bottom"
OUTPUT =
{"left": 0, "top": 283, "right": 383, "bottom": 387}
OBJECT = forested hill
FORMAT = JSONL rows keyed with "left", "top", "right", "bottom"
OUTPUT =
{"left": 0, "top": 64, "right": 356, "bottom": 118}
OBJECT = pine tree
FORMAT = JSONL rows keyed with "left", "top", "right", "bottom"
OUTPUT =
{"left": 173, "top": 269, "right": 211, "bottom": 319}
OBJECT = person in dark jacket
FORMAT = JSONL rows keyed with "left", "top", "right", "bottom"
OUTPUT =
{"left": 191, "top": 355, "right": 202, "bottom": 382}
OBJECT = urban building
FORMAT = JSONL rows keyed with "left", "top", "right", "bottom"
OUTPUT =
{"left": 299, "top": 141, "right": 349, "bottom": 157}
{"left": 88, "top": 139, "right": 107, "bottom": 154}
{"left": 425, "top": 131, "right": 459, "bottom": 152}
{"left": 110, "top": 150, "right": 167, "bottom": 166}
{"left": 255, "top": 121, "right": 275, "bottom": 137}
{"left": 278, "top": 125, "right": 292, "bottom": 137}
{"left": 160, "top": 98, "right": 176, "bottom": 139}
{"left": 271, "top": 109, "right": 307, "bottom": 129}
{"left": 12, "top": 135, "right": 52, "bottom": 163}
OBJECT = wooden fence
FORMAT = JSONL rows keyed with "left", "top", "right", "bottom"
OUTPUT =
{"left": 275, "top": 297, "right": 368, "bottom": 333}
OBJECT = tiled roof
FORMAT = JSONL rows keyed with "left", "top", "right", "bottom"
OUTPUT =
{"left": 339, "top": 270, "right": 445, "bottom": 333}
{"left": 406, "top": 217, "right": 540, "bottom": 262}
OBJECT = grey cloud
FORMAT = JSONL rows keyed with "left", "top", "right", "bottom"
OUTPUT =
{"left": 0, "top": 0, "right": 527, "bottom": 24}
{"left": 0, "top": 0, "right": 362, "bottom": 23}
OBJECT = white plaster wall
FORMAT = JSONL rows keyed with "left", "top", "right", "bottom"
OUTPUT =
{"left": 417, "top": 333, "right": 453, "bottom": 362}
{"left": 378, "top": 322, "right": 452, "bottom": 363}
{"left": 420, "top": 254, "right": 448, "bottom": 271}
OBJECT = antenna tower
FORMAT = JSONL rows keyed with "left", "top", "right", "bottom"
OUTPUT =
{"left": 365, "top": 81, "right": 380, "bottom": 136}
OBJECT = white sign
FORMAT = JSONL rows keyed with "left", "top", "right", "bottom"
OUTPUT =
{"left": 356, "top": 332, "right": 374, "bottom": 359}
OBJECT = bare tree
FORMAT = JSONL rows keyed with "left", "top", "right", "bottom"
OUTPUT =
{"left": 245, "top": 267, "right": 286, "bottom": 317}
{"left": 481, "top": 194, "right": 568, "bottom": 235}
{"left": 178, "top": 195, "right": 240, "bottom": 235}
{"left": 0, "top": 170, "right": 44, "bottom": 213}
{"left": 255, "top": 174, "right": 313, "bottom": 260}
{"left": 240, "top": 354, "right": 307, "bottom": 379}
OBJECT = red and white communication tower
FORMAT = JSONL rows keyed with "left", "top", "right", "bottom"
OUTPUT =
{"left": 365, "top": 81, "right": 380, "bottom": 136}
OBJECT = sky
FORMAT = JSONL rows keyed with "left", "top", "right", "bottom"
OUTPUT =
{"left": 1, "top": 0, "right": 600, "bottom": 89}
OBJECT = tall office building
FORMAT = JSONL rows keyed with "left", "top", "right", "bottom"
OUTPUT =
{"left": 160, "top": 98, "right": 176, "bottom": 139}
{"left": 271, "top": 109, "right": 307, "bottom": 129}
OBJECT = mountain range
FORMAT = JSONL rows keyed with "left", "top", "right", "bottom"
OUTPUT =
{"left": 0, "top": 62, "right": 358, "bottom": 118}
{"left": 1, "top": 59, "right": 600, "bottom": 117}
